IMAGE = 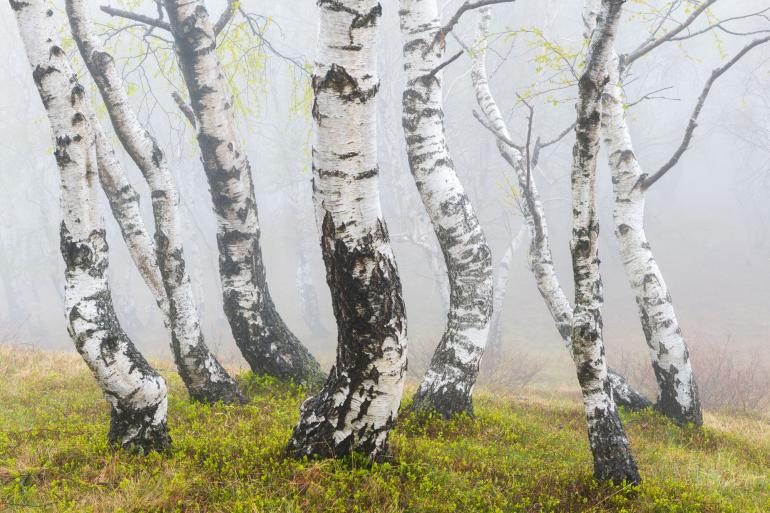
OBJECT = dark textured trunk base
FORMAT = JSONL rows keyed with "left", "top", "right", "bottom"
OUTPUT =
{"left": 608, "top": 368, "right": 653, "bottom": 411}
{"left": 286, "top": 384, "right": 394, "bottom": 463}
{"left": 588, "top": 411, "right": 641, "bottom": 486}
{"left": 187, "top": 382, "right": 247, "bottom": 405}
{"left": 655, "top": 394, "right": 703, "bottom": 427}
{"left": 109, "top": 407, "right": 171, "bottom": 454}
{"left": 222, "top": 293, "right": 326, "bottom": 388}
{"left": 411, "top": 383, "right": 474, "bottom": 419}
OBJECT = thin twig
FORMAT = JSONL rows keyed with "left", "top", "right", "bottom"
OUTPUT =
{"left": 622, "top": 0, "right": 719, "bottom": 69}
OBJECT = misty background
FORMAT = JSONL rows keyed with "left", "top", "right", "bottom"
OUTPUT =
{"left": 0, "top": 0, "right": 767, "bottom": 392}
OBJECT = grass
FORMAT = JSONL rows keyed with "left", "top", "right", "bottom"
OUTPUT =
{"left": 1, "top": 345, "right": 769, "bottom": 512}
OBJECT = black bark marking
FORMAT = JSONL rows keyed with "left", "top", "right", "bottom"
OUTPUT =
{"left": 288, "top": 212, "right": 406, "bottom": 460}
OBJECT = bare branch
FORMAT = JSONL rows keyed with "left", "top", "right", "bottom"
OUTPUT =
{"left": 428, "top": 49, "right": 464, "bottom": 78}
{"left": 532, "top": 121, "right": 576, "bottom": 168}
{"left": 213, "top": 0, "right": 237, "bottom": 35}
{"left": 643, "top": 34, "right": 770, "bottom": 190}
{"left": 622, "top": 0, "right": 718, "bottom": 68}
{"left": 171, "top": 91, "right": 196, "bottom": 129}
{"left": 239, "top": 8, "right": 310, "bottom": 77}
{"left": 100, "top": 5, "right": 170, "bottom": 31}
{"left": 624, "top": 85, "right": 679, "bottom": 109}
{"left": 100, "top": 1, "right": 235, "bottom": 36}
{"left": 472, "top": 109, "right": 524, "bottom": 151}
{"left": 518, "top": 94, "right": 534, "bottom": 189}
{"left": 669, "top": 7, "right": 770, "bottom": 41}
{"left": 438, "top": 0, "right": 517, "bottom": 43}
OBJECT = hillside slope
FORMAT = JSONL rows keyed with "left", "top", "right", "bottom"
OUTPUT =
{"left": 0, "top": 346, "right": 768, "bottom": 512}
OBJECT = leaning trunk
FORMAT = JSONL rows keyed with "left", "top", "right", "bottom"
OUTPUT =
{"left": 13, "top": 0, "right": 170, "bottom": 452}
{"left": 68, "top": 0, "right": 244, "bottom": 403}
{"left": 162, "top": 0, "right": 323, "bottom": 385}
{"left": 287, "top": 0, "right": 408, "bottom": 461}
{"left": 92, "top": 117, "right": 170, "bottom": 322}
{"left": 569, "top": 0, "right": 640, "bottom": 485}
{"left": 601, "top": 49, "right": 702, "bottom": 426}
{"left": 471, "top": 6, "right": 650, "bottom": 411}
{"left": 399, "top": 0, "right": 494, "bottom": 417}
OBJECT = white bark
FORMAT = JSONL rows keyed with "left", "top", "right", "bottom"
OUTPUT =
{"left": 399, "top": 0, "right": 495, "bottom": 418}
{"left": 162, "top": 0, "right": 323, "bottom": 384}
{"left": 569, "top": 0, "right": 639, "bottom": 484}
{"left": 92, "top": 116, "right": 170, "bottom": 322}
{"left": 13, "top": 0, "right": 170, "bottom": 451}
{"left": 471, "top": 6, "right": 651, "bottom": 411}
{"left": 67, "top": 0, "right": 244, "bottom": 404}
{"left": 287, "top": 0, "right": 408, "bottom": 460}
{"left": 601, "top": 49, "right": 702, "bottom": 426}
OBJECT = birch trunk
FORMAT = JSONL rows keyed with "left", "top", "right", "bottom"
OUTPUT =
{"left": 161, "top": 0, "right": 323, "bottom": 385}
{"left": 67, "top": 0, "right": 244, "bottom": 404}
{"left": 287, "top": 0, "right": 408, "bottom": 460}
{"left": 92, "top": 117, "right": 170, "bottom": 322}
{"left": 471, "top": 6, "right": 651, "bottom": 411}
{"left": 569, "top": 0, "right": 640, "bottom": 484}
{"left": 399, "top": 0, "right": 494, "bottom": 418}
{"left": 600, "top": 50, "right": 702, "bottom": 426}
{"left": 13, "top": 0, "right": 170, "bottom": 451}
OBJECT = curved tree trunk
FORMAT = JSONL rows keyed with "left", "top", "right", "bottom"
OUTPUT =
{"left": 600, "top": 49, "right": 702, "bottom": 426}
{"left": 287, "top": 0, "right": 408, "bottom": 461}
{"left": 67, "top": 0, "right": 244, "bottom": 404}
{"left": 92, "top": 117, "right": 170, "bottom": 323}
{"left": 161, "top": 0, "right": 323, "bottom": 385}
{"left": 471, "top": 6, "right": 651, "bottom": 411}
{"left": 398, "top": 0, "right": 494, "bottom": 418}
{"left": 569, "top": 0, "right": 640, "bottom": 484}
{"left": 13, "top": 0, "right": 170, "bottom": 452}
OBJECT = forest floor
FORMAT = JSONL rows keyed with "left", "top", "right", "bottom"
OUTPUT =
{"left": 0, "top": 345, "right": 768, "bottom": 513}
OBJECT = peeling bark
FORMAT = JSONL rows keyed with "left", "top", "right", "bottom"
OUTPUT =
{"left": 67, "top": 0, "right": 244, "bottom": 404}
{"left": 13, "top": 0, "right": 170, "bottom": 452}
{"left": 600, "top": 48, "right": 702, "bottom": 426}
{"left": 399, "top": 0, "right": 495, "bottom": 418}
{"left": 161, "top": 0, "right": 323, "bottom": 385}
{"left": 569, "top": 0, "right": 640, "bottom": 485}
{"left": 287, "top": 0, "right": 408, "bottom": 461}
{"left": 471, "top": 6, "right": 651, "bottom": 412}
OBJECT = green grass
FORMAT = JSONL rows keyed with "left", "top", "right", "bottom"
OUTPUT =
{"left": 1, "top": 346, "right": 769, "bottom": 512}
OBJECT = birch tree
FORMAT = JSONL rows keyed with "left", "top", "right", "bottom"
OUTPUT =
{"left": 596, "top": 0, "right": 770, "bottom": 426}
{"left": 398, "top": 0, "right": 494, "bottom": 417}
{"left": 569, "top": 0, "right": 639, "bottom": 484}
{"left": 471, "top": 6, "right": 651, "bottom": 410}
{"left": 12, "top": 0, "right": 170, "bottom": 451}
{"left": 287, "top": 0, "right": 408, "bottom": 460}
{"left": 153, "top": 0, "right": 324, "bottom": 385}
{"left": 67, "top": 0, "right": 245, "bottom": 404}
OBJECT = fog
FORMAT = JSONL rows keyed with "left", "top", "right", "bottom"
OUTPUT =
{"left": 0, "top": 0, "right": 768, "bottom": 390}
